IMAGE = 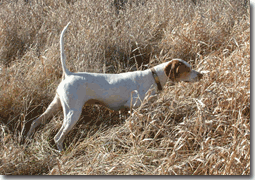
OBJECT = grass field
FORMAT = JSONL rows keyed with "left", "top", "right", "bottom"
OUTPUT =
{"left": 0, "top": 0, "right": 250, "bottom": 175}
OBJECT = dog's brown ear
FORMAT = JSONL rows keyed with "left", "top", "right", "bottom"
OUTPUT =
{"left": 164, "top": 61, "right": 177, "bottom": 82}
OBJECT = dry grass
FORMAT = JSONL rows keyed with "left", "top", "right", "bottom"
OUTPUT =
{"left": 0, "top": 0, "right": 250, "bottom": 175}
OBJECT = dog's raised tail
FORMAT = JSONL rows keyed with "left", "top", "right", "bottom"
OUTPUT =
{"left": 60, "top": 22, "right": 71, "bottom": 79}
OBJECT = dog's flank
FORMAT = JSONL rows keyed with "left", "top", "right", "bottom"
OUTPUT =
{"left": 26, "top": 22, "right": 203, "bottom": 152}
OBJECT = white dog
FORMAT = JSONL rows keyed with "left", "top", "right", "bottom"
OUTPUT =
{"left": 26, "top": 22, "right": 203, "bottom": 151}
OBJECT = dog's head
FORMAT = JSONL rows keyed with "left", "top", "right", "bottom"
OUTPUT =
{"left": 164, "top": 59, "right": 203, "bottom": 82}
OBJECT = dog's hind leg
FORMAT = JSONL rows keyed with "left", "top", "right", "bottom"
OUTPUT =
{"left": 54, "top": 96, "right": 83, "bottom": 152}
{"left": 54, "top": 108, "right": 82, "bottom": 152}
{"left": 26, "top": 94, "right": 61, "bottom": 138}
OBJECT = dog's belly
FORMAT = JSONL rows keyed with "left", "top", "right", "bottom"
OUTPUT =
{"left": 85, "top": 97, "right": 128, "bottom": 111}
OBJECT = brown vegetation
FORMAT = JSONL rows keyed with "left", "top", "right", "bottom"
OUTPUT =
{"left": 0, "top": 0, "right": 250, "bottom": 175}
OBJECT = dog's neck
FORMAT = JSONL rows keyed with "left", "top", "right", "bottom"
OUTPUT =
{"left": 151, "top": 62, "right": 170, "bottom": 88}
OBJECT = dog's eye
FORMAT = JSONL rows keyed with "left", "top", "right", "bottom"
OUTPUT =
{"left": 183, "top": 65, "right": 191, "bottom": 73}
{"left": 177, "top": 64, "right": 191, "bottom": 74}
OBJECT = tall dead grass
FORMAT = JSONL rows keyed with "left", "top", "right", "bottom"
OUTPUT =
{"left": 0, "top": 0, "right": 250, "bottom": 175}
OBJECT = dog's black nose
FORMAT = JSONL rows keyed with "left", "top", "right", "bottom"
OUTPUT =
{"left": 198, "top": 72, "right": 203, "bottom": 80}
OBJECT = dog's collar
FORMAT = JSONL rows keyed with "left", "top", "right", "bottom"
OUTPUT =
{"left": 150, "top": 67, "right": 163, "bottom": 91}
